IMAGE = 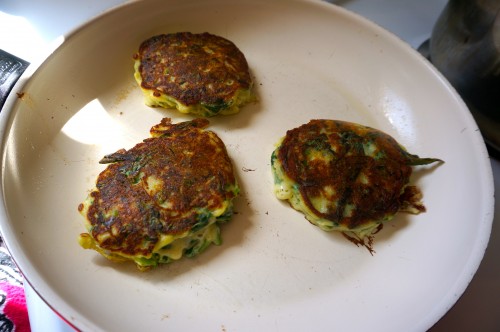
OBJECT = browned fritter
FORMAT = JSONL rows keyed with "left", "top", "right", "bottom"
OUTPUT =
{"left": 134, "top": 32, "right": 253, "bottom": 115}
{"left": 272, "top": 120, "right": 442, "bottom": 239}
{"left": 79, "top": 118, "right": 238, "bottom": 258}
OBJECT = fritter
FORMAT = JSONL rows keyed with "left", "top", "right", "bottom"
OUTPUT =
{"left": 271, "top": 120, "right": 442, "bottom": 250}
{"left": 78, "top": 118, "right": 239, "bottom": 270}
{"left": 133, "top": 32, "right": 254, "bottom": 117}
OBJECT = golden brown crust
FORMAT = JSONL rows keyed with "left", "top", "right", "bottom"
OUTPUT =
{"left": 276, "top": 119, "right": 413, "bottom": 230}
{"left": 135, "top": 32, "right": 252, "bottom": 108}
{"left": 82, "top": 118, "right": 237, "bottom": 256}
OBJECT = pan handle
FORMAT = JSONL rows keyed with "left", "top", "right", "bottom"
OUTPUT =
{"left": 0, "top": 50, "right": 29, "bottom": 111}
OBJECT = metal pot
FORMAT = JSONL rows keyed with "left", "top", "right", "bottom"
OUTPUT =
{"left": 429, "top": 0, "right": 500, "bottom": 150}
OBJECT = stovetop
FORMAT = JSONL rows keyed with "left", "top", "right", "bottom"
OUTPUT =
{"left": 1, "top": 1, "right": 498, "bottom": 331}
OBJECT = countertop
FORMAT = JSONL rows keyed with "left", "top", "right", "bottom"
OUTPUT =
{"left": 1, "top": 0, "right": 498, "bottom": 331}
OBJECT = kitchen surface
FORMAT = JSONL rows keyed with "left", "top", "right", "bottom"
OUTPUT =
{"left": 1, "top": 0, "right": 498, "bottom": 331}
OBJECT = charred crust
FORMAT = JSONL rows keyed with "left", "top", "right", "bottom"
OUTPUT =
{"left": 136, "top": 32, "right": 252, "bottom": 107}
{"left": 83, "top": 118, "right": 236, "bottom": 256}
{"left": 277, "top": 119, "right": 413, "bottom": 230}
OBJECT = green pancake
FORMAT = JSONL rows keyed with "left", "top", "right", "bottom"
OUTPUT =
{"left": 78, "top": 118, "right": 239, "bottom": 270}
{"left": 134, "top": 32, "right": 254, "bottom": 117}
{"left": 271, "top": 119, "right": 442, "bottom": 249}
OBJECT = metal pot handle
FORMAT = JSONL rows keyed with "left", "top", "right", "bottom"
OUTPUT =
{"left": 0, "top": 50, "right": 29, "bottom": 111}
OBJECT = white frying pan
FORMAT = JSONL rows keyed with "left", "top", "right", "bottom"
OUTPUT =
{"left": 0, "top": 0, "right": 494, "bottom": 331}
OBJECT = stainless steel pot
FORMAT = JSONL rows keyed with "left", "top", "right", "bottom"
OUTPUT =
{"left": 429, "top": 0, "right": 500, "bottom": 150}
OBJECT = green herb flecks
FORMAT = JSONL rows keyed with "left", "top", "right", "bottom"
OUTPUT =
{"left": 404, "top": 152, "right": 444, "bottom": 166}
{"left": 201, "top": 99, "right": 229, "bottom": 114}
